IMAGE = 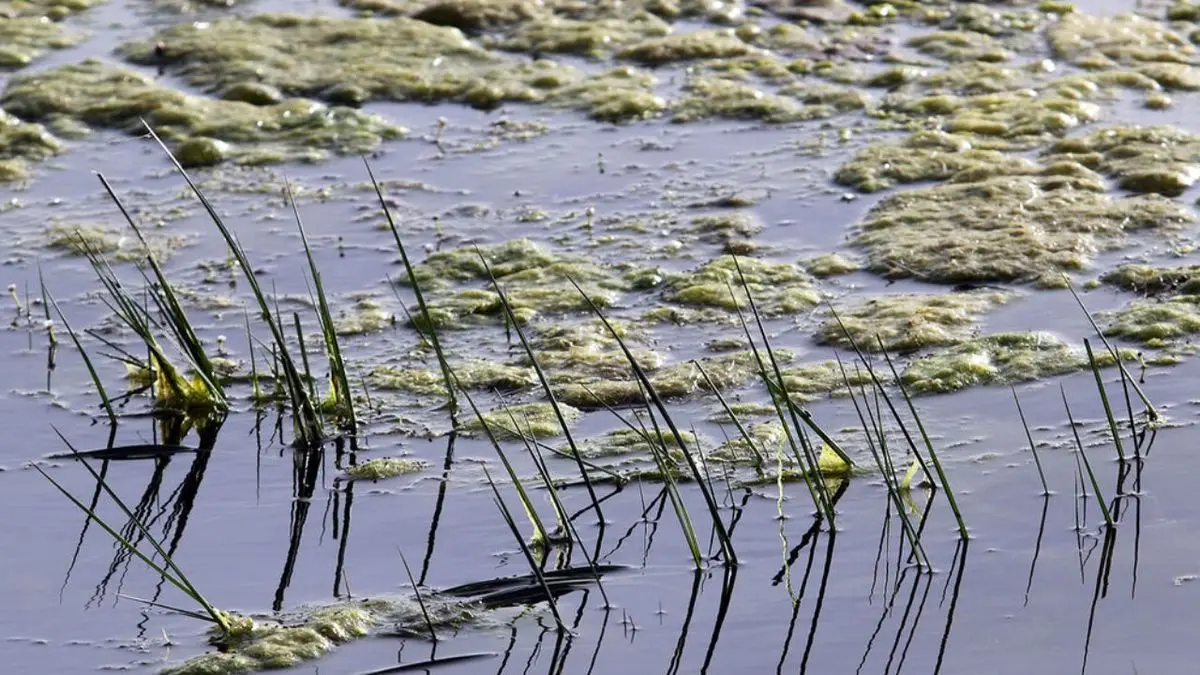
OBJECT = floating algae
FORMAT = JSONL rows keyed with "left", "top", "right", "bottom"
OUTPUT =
{"left": 618, "top": 29, "right": 752, "bottom": 65}
{"left": 551, "top": 349, "right": 790, "bottom": 408}
{"left": 1048, "top": 12, "right": 1194, "bottom": 68}
{"left": 851, "top": 171, "right": 1193, "bottom": 287}
{"left": 402, "top": 240, "right": 640, "bottom": 328}
{"left": 344, "top": 456, "right": 428, "bottom": 480}
{"left": 0, "top": 14, "right": 79, "bottom": 70}
{"left": 461, "top": 402, "right": 582, "bottom": 439}
{"left": 120, "top": 14, "right": 664, "bottom": 122}
{"left": 0, "top": 108, "right": 60, "bottom": 182}
{"left": 899, "top": 331, "right": 1131, "bottom": 395}
{"left": 332, "top": 297, "right": 395, "bottom": 336}
{"left": 779, "top": 360, "right": 871, "bottom": 401}
{"left": 818, "top": 291, "right": 1014, "bottom": 352}
{"left": 162, "top": 598, "right": 480, "bottom": 674}
{"left": 339, "top": 0, "right": 545, "bottom": 30}
{"left": 498, "top": 15, "right": 671, "bottom": 58}
{"left": 367, "top": 360, "right": 536, "bottom": 396}
{"left": 665, "top": 255, "right": 820, "bottom": 316}
{"left": 1102, "top": 263, "right": 1200, "bottom": 295}
{"left": 803, "top": 253, "right": 860, "bottom": 277}
{"left": 1046, "top": 125, "right": 1200, "bottom": 196}
{"left": 671, "top": 76, "right": 809, "bottom": 123}
{"left": 43, "top": 223, "right": 189, "bottom": 262}
{"left": 1101, "top": 295, "right": 1200, "bottom": 347}
{"left": 570, "top": 427, "right": 701, "bottom": 462}
{"left": 0, "top": 60, "right": 405, "bottom": 166}
{"left": 835, "top": 130, "right": 1035, "bottom": 192}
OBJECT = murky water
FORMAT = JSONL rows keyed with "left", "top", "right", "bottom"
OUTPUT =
{"left": 4, "top": 0, "right": 1200, "bottom": 673}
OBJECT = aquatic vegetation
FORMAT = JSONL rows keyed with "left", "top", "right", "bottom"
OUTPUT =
{"left": 899, "top": 331, "right": 1130, "bottom": 394}
{"left": 803, "top": 253, "right": 860, "bottom": 277}
{"left": 780, "top": 359, "right": 871, "bottom": 400}
{"left": 619, "top": 29, "right": 751, "bottom": 64}
{"left": 0, "top": 14, "right": 79, "bottom": 70}
{"left": 571, "top": 427, "right": 701, "bottom": 461}
{"left": 500, "top": 16, "right": 671, "bottom": 58}
{"left": 851, "top": 172, "right": 1192, "bottom": 286}
{"left": 1101, "top": 263, "right": 1200, "bottom": 295}
{"left": 690, "top": 211, "right": 763, "bottom": 247}
{"left": 908, "top": 30, "right": 1009, "bottom": 63}
{"left": 665, "top": 255, "right": 820, "bottom": 315}
{"left": 163, "top": 598, "right": 481, "bottom": 674}
{"left": 835, "top": 130, "right": 1035, "bottom": 192}
{"left": 0, "top": 60, "right": 404, "bottom": 166}
{"left": 1048, "top": 11, "right": 1194, "bottom": 68}
{"left": 1046, "top": 125, "right": 1200, "bottom": 196}
{"left": 461, "top": 402, "right": 582, "bottom": 439}
{"left": 332, "top": 297, "right": 395, "bottom": 336}
{"left": 0, "top": 108, "right": 60, "bottom": 182}
{"left": 367, "top": 360, "right": 536, "bottom": 396}
{"left": 552, "top": 349, "right": 785, "bottom": 408}
{"left": 43, "top": 223, "right": 188, "bottom": 262}
{"left": 816, "top": 291, "right": 1014, "bottom": 352}
{"left": 671, "top": 76, "right": 809, "bottom": 123}
{"left": 1101, "top": 295, "right": 1200, "bottom": 347}
{"left": 344, "top": 456, "right": 428, "bottom": 480}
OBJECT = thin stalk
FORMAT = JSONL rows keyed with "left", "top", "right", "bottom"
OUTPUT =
{"left": 1061, "top": 386, "right": 1115, "bottom": 529}
{"left": 1084, "top": 340, "right": 1127, "bottom": 463}
{"left": 47, "top": 291, "right": 116, "bottom": 425}
{"left": 1012, "top": 387, "right": 1050, "bottom": 496}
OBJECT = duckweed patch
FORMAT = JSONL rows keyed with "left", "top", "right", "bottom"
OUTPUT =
{"left": 0, "top": 60, "right": 405, "bottom": 166}
{"left": 851, "top": 172, "right": 1192, "bottom": 286}
{"left": 461, "top": 402, "right": 582, "bottom": 439}
{"left": 818, "top": 291, "right": 1014, "bottom": 352}
{"left": 665, "top": 255, "right": 820, "bottom": 316}
{"left": 900, "top": 331, "right": 1131, "bottom": 394}
{"left": 1047, "top": 125, "right": 1200, "bottom": 196}
{"left": 344, "top": 456, "right": 428, "bottom": 480}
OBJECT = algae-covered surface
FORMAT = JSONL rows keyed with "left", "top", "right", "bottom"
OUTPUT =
{"left": 12, "top": 0, "right": 1200, "bottom": 674}
{"left": 851, "top": 171, "right": 1193, "bottom": 287}
{"left": 0, "top": 60, "right": 406, "bottom": 166}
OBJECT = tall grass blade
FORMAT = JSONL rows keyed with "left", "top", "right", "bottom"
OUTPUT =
{"left": 1083, "top": 340, "right": 1127, "bottom": 463}
{"left": 1061, "top": 386, "right": 1115, "bottom": 529}
{"left": 366, "top": 160, "right": 457, "bottom": 415}
{"left": 1012, "top": 387, "right": 1050, "bottom": 496}
{"left": 47, "top": 291, "right": 116, "bottom": 425}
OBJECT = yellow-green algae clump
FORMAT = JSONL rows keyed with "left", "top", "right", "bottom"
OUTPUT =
{"left": 900, "top": 331, "right": 1130, "bottom": 394}
{"left": 119, "top": 14, "right": 665, "bottom": 122}
{"left": 665, "top": 255, "right": 820, "bottom": 316}
{"left": 819, "top": 291, "right": 1014, "bottom": 352}
{"left": 850, "top": 170, "right": 1193, "bottom": 287}
{"left": 163, "top": 598, "right": 478, "bottom": 674}
{"left": 1046, "top": 125, "right": 1200, "bottom": 196}
{"left": 1101, "top": 294, "right": 1200, "bottom": 347}
{"left": 461, "top": 402, "right": 583, "bottom": 439}
{"left": 1102, "top": 263, "right": 1200, "bottom": 295}
{"left": 344, "top": 456, "right": 428, "bottom": 480}
{"left": 0, "top": 108, "right": 60, "bottom": 182}
{"left": 367, "top": 359, "right": 536, "bottom": 396}
{"left": 0, "top": 60, "right": 405, "bottom": 166}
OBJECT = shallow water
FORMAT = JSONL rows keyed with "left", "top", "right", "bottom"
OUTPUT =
{"left": 4, "top": 0, "right": 1200, "bottom": 673}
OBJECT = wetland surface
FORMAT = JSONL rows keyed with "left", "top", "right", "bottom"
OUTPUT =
{"left": 4, "top": 0, "right": 1200, "bottom": 673}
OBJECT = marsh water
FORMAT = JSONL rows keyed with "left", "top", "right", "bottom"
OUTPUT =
{"left": 5, "top": 0, "right": 1200, "bottom": 673}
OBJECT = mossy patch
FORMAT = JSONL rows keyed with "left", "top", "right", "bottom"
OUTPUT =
{"left": 780, "top": 360, "right": 871, "bottom": 400}
{"left": 851, "top": 172, "right": 1192, "bottom": 286}
{"left": 672, "top": 76, "right": 810, "bottom": 123}
{"left": 619, "top": 29, "right": 751, "bottom": 64}
{"left": 900, "top": 331, "right": 1130, "bottom": 394}
{"left": 665, "top": 255, "right": 820, "bottom": 316}
{"left": 819, "top": 291, "right": 1013, "bottom": 352}
{"left": 333, "top": 297, "right": 395, "bottom": 335}
{"left": 461, "top": 402, "right": 582, "bottom": 439}
{"left": 344, "top": 456, "right": 428, "bottom": 480}
{"left": 1046, "top": 125, "right": 1200, "bottom": 196}
{"left": 570, "top": 427, "right": 700, "bottom": 462}
{"left": 0, "top": 108, "right": 60, "bottom": 182}
{"left": 0, "top": 60, "right": 405, "bottom": 166}
{"left": 44, "top": 223, "right": 187, "bottom": 262}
